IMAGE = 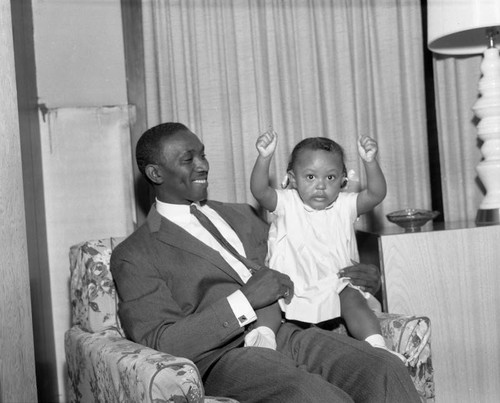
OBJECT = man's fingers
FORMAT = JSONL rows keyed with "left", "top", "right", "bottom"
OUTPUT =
{"left": 283, "top": 286, "right": 293, "bottom": 304}
{"left": 280, "top": 275, "right": 294, "bottom": 303}
{"left": 339, "top": 262, "right": 381, "bottom": 295}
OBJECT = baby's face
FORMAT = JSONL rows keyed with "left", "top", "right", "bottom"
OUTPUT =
{"left": 289, "top": 149, "right": 345, "bottom": 210}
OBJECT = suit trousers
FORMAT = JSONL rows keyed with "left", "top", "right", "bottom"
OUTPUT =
{"left": 203, "top": 323, "right": 420, "bottom": 403}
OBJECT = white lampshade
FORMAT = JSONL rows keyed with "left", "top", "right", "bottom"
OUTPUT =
{"left": 428, "top": 0, "right": 500, "bottom": 55}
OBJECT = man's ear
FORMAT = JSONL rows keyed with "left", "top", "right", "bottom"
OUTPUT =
{"left": 145, "top": 164, "right": 163, "bottom": 185}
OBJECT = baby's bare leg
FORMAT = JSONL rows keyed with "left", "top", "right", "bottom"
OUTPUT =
{"left": 339, "top": 286, "right": 381, "bottom": 340}
{"left": 339, "top": 287, "right": 407, "bottom": 363}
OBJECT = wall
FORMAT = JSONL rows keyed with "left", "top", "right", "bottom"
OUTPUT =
{"left": 39, "top": 105, "right": 136, "bottom": 401}
{"left": 33, "top": 0, "right": 127, "bottom": 107}
{"left": 0, "top": 0, "right": 37, "bottom": 401}
{"left": 30, "top": 0, "right": 134, "bottom": 400}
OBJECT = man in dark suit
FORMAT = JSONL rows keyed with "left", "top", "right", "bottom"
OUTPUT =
{"left": 111, "top": 122, "right": 420, "bottom": 402}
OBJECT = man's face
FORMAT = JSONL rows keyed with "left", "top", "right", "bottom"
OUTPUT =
{"left": 154, "top": 130, "right": 209, "bottom": 204}
{"left": 289, "top": 149, "right": 345, "bottom": 210}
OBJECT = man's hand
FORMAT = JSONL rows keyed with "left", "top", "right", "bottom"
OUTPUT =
{"left": 357, "top": 135, "right": 378, "bottom": 163}
{"left": 338, "top": 261, "right": 381, "bottom": 295}
{"left": 256, "top": 129, "right": 278, "bottom": 159}
{"left": 241, "top": 266, "right": 294, "bottom": 309}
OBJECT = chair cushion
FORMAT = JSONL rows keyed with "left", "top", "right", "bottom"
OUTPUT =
{"left": 69, "top": 237, "right": 125, "bottom": 333}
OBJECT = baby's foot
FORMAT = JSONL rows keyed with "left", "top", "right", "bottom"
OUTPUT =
{"left": 365, "top": 334, "right": 407, "bottom": 364}
{"left": 375, "top": 345, "right": 408, "bottom": 364}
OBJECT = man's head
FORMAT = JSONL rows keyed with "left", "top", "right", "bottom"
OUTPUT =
{"left": 136, "top": 122, "right": 209, "bottom": 204}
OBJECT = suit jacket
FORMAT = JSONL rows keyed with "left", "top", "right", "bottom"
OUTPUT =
{"left": 110, "top": 201, "right": 270, "bottom": 376}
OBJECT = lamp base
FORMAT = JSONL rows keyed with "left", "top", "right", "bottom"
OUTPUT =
{"left": 476, "top": 208, "right": 500, "bottom": 226}
{"left": 472, "top": 45, "right": 500, "bottom": 227}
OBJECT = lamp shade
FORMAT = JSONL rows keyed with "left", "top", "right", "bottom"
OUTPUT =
{"left": 427, "top": 0, "right": 500, "bottom": 55}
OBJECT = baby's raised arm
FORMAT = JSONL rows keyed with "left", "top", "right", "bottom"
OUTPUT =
{"left": 250, "top": 130, "right": 279, "bottom": 212}
{"left": 256, "top": 129, "right": 278, "bottom": 158}
{"left": 356, "top": 135, "right": 387, "bottom": 215}
{"left": 357, "top": 135, "right": 378, "bottom": 163}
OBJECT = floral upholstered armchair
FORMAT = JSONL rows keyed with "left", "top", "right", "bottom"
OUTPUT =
{"left": 65, "top": 237, "right": 435, "bottom": 403}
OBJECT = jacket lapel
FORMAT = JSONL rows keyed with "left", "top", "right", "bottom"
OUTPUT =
{"left": 146, "top": 205, "right": 245, "bottom": 285}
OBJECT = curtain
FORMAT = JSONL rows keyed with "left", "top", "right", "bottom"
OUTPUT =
{"left": 433, "top": 55, "right": 484, "bottom": 223}
{"left": 141, "top": 0, "right": 431, "bottom": 227}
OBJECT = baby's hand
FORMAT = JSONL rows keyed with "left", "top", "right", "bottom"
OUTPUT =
{"left": 256, "top": 129, "right": 278, "bottom": 158}
{"left": 357, "top": 135, "right": 378, "bottom": 162}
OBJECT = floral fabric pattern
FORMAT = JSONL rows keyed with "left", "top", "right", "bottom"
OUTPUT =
{"left": 66, "top": 238, "right": 434, "bottom": 402}
{"left": 69, "top": 238, "right": 124, "bottom": 334}
{"left": 65, "top": 327, "right": 236, "bottom": 403}
{"left": 332, "top": 313, "right": 434, "bottom": 401}
{"left": 379, "top": 312, "right": 434, "bottom": 400}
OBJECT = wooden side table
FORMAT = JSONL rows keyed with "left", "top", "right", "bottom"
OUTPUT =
{"left": 356, "top": 222, "right": 500, "bottom": 403}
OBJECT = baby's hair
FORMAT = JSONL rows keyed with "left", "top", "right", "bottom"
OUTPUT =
{"left": 287, "top": 137, "right": 347, "bottom": 174}
{"left": 282, "top": 137, "right": 348, "bottom": 189}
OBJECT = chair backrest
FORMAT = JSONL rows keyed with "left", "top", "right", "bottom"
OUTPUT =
{"left": 69, "top": 237, "right": 126, "bottom": 334}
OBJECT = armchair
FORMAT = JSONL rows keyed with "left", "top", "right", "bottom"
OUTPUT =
{"left": 65, "top": 237, "right": 435, "bottom": 402}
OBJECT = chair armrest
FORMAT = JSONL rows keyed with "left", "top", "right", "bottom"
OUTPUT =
{"left": 331, "top": 312, "right": 434, "bottom": 402}
{"left": 377, "top": 312, "right": 434, "bottom": 401}
{"left": 377, "top": 313, "right": 430, "bottom": 363}
{"left": 65, "top": 326, "right": 238, "bottom": 403}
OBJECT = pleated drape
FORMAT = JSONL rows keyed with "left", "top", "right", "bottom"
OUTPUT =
{"left": 141, "top": 0, "right": 431, "bottom": 227}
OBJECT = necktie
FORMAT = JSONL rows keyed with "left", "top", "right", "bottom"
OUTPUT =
{"left": 190, "top": 204, "right": 262, "bottom": 274}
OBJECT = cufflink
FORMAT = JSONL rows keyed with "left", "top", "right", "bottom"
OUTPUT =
{"left": 238, "top": 315, "right": 248, "bottom": 324}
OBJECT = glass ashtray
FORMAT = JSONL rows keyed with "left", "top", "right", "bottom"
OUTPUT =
{"left": 386, "top": 209, "right": 440, "bottom": 232}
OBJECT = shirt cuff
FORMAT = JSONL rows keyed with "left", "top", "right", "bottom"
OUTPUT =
{"left": 244, "top": 326, "right": 277, "bottom": 349}
{"left": 227, "top": 290, "right": 257, "bottom": 327}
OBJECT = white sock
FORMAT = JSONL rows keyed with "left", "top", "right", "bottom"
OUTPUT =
{"left": 365, "top": 334, "right": 407, "bottom": 363}
{"left": 365, "top": 334, "right": 386, "bottom": 348}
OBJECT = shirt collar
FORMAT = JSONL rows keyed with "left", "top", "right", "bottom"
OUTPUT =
{"left": 156, "top": 198, "right": 201, "bottom": 225}
{"left": 293, "top": 190, "right": 336, "bottom": 212}
{"left": 302, "top": 202, "right": 335, "bottom": 212}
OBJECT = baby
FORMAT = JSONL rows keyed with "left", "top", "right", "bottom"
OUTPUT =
{"left": 249, "top": 129, "right": 404, "bottom": 361}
